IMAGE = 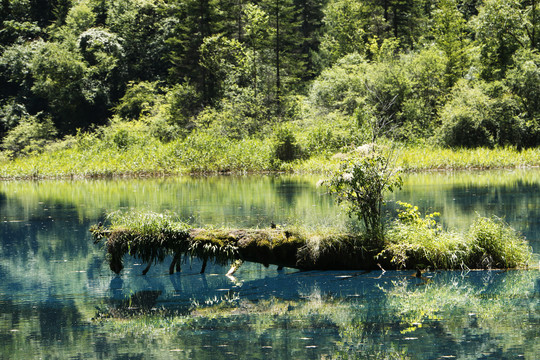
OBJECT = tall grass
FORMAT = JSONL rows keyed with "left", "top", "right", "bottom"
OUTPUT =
{"left": 397, "top": 146, "right": 540, "bottom": 171}
{"left": 0, "top": 129, "right": 275, "bottom": 178}
{"left": 1, "top": 123, "right": 540, "bottom": 179}
{"left": 379, "top": 203, "right": 532, "bottom": 270}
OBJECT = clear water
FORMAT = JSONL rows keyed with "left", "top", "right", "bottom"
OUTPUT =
{"left": 0, "top": 170, "right": 539, "bottom": 359}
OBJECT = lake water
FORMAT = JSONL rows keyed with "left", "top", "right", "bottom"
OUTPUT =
{"left": 0, "top": 170, "right": 539, "bottom": 359}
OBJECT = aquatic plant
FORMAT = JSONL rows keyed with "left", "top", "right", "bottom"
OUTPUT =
{"left": 467, "top": 216, "right": 533, "bottom": 269}
{"left": 91, "top": 210, "right": 192, "bottom": 274}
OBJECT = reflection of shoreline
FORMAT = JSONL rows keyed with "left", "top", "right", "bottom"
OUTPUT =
{"left": 93, "top": 269, "right": 539, "bottom": 360}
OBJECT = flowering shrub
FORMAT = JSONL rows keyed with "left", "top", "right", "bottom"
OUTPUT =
{"left": 320, "top": 148, "right": 402, "bottom": 248}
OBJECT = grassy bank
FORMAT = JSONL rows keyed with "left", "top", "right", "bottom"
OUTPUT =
{"left": 1, "top": 129, "right": 540, "bottom": 179}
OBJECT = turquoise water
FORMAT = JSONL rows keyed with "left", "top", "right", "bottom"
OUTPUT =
{"left": 0, "top": 171, "right": 539, "bottom": 359}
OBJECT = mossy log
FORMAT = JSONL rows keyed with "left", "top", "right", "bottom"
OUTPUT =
{"left": 90, "top": 225, "right": 380, "bottom": 275}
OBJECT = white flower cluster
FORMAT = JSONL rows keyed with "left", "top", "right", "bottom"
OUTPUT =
{"left": 341, "top": 172, "right": 353, "bottom": 182}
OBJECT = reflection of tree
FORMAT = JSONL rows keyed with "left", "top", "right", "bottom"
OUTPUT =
{"left": 87, "top": 270, "right": 536, "bottom": 359}
{"left": 0, "top": 175, "right": 340, "bottom": 229}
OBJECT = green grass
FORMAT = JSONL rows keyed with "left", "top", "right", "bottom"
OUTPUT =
{"left": 396, "top": 146, "right": 540, "bottom": 171}
{"left": 2, "top": 125, "right": 540, "bottom": 179}
{"left": 0, "top": 130, "right": 275, "bottom": 179}
{"left": 379, "top": 203, "right": 532, "bottom": 270}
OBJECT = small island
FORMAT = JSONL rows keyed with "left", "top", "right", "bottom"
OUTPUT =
{"left": 90, "top": 208, "right": 532, "bottom": 275}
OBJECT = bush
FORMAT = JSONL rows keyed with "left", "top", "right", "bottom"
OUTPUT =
{"left": 100, "top": 117, "right": 151, "bottom": 150}
{"left": 164, "top": 82, "right": 201, "bottom": 128}
{"left": 114, "top": 81, "right": 163, "bottom": 120}
{"left": 271, "top": 125, "right": 303, "bottom": 164}
{"left": 436, "top": 81, "right": 494, "bottom": 148}
{"left": 310, "top": 52, "right": 411, "bottom": 142}
{"left": 320, "top": 147, "right": 402, "bottom": 248}
{"left": 309, "top": 53, "right": 370, "bottom": 115}
{"left": 194, "top": 87, "right": 269, "bottom": 140}
{"left": 0, "top": 101, "right": 31, "bottom": 137}
{"left": 380, "top": 203, "right": 531, "bottom": 270}
{"left": 382, "top": 201, "right": 468, "bottom": 269}
{"left": 437, "top": 80, "right": 530, "bottom": 148}
{"left": 1, "top": 115, "right": 57, "bottom": 157}
{"left": 468, "top": 216, "right": 532, "bottom": 269}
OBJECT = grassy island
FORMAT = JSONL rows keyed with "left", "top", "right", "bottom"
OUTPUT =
{"left": 91, "top": 209, "right": 532, "bottom": 274}
{"left": 89, "top": 148, "right": 532, "bottom": 273}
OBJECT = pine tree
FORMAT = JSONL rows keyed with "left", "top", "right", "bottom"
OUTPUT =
{"left": 294, "top": 0, "right": 325, "bottom": 80}
{"left": 166, "top": 0, "right": 223, "bottom": 104}
{"left": 260, "top": 0, "right": 303, "bottom": 114}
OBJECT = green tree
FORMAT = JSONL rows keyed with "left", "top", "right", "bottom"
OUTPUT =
{"left": 472, "top": 0, "right": 538, "bottom": 80}
{"left": 505, "top": 48, "right": 540, "bottom": 145}
{"left": 165, "top": 0, "right": 222, "bottom": 103}
{"left": 78, "top": 27, "right": 126, "bottom": 108}
{"left": 383, "top": 0, "right": 430, "bottom": 48}
{"left": 321, "top": 147, "right": 402, "bottom": 249}
{"left": 436, "top": 80, "right": 528, "bottom": 148}
{"left": 64, "top": 0, "right": 96, "bottom": 35}
{"left": 0, "top": 41, "right": 41, "bottom": 104}
{"left": 30, "top": 41, "right": 94, "bottom": 132}
{"left": 294, "top": 0, "right": 325, "bottom": 80}
{"left": 401, "top": 46, "right": 448, "bottom": 138}
{"left": 260, "top": 0, "right": 303, "bottom": 114}
{"left": 106, "top": 0, "right": 170, "bottom": 81}
{"left": 51, "top": 0, "right": 73, "bottom": 27}
{"left": 114, "top": 81, "right": 163, "bottom": 120}
{"left": 199, "top": 34, "right": 247, "bottom": 99}
{"left": 318, "top": 0, "right": 375, "bottom": 66}
{"left": 0, "top": 0, "right": 44, "bottom": 46}
{"left": 430, "top": 0, "right": 471, "bottom": 87}
{"left": 243, "top": 2, "right": 271, "bottom": 98}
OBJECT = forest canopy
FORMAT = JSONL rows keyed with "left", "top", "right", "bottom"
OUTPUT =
{"left": 0, "top": 0, "right": 539, "bottom": 160}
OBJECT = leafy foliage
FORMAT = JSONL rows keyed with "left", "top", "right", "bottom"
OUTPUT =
{"left": 1, "top": 0, "right": 540, "bottom": 169}
{"left": 380, "top": 202, "right": 532, "bottom": 269}
{"left": 321, "top": 146, "right": 402, "bottom": 248}
{"left": 271, "top": 125, "right": 303, "bottom": 164}
{"left": 1, "top": 114, "right": 57, "bottom": 157}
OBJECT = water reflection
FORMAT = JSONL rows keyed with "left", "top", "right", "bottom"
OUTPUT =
{"left": 5, "top": 267, "right": 536, "bottom": 359}
{"left": 0, "top": 170, "right": 539, "bottom": 359}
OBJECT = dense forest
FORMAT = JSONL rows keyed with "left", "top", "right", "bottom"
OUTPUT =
{"left": 0, "top": 0, "right": 539, "bottom": 163}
